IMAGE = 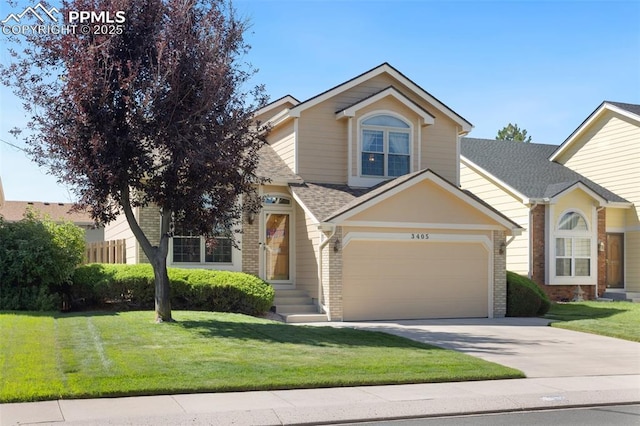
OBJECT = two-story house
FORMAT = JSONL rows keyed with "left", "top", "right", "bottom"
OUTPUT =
{"left": 105, "top": 63, "right": 522, "bottom": 321}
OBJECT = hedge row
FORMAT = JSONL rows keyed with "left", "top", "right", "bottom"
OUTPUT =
{"left": 70, "top": 264, "right": 275, "bottom": 316}
{"left": 506, "top": 271, "right": 551, "bottom": 317}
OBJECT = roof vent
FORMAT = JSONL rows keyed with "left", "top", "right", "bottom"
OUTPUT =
{"left": 27, "top": 202, "right": 34, "bottom": 205}
{"left": 44, "top": 202, "right": 50, "bottom": 205}
{"left": 58, "top": 203, "right": 64, "bottom": 206}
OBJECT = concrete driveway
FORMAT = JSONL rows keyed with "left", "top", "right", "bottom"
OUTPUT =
{"left": 325, "top": 317, "right": 640, "bottom": 378}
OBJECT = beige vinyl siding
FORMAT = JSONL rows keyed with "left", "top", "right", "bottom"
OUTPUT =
{"left": 104, "top": 209, "right": 138, "bottom": 264}
{"left": 560, "top": 112, "right": 640, "bottom": 227}
{"left": 297, "top": 103, "right": 349, "bottom": 183}
{"left": 460, "top": 162, "right": 530, "bottom": 274}
{"left": 267, "top": 119, "right": 296, "bottom": 173}
{"left": 294, "top": 204, "right": 319, "bottom": 298}
{"left": 421, "top": 111, "right": 459, "bottom": 184}
{"left": 347, "top": 179, "right": 502, "bottom": 226}
{"left": 606, "top": 207, "right": 627, "bottom": 230}
{"left": 626, "top": 231, "right": 640, "bottom": 292}
{"left": 296, "top": 73, "right": 460, "bottom": 184}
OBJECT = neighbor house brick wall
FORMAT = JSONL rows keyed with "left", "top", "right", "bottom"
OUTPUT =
{"left": 493, "top": 230, "right": 507, "bottom": 318}
{"left": 530, "top": 203, "right": 600, "bottom": 301}
{"left": 242, "top": 212, "right": 259, "bottom": 275}
{"left": 322, "top": 227, "right": 343, "bottom": 321}
{"left": 137, "top": 205, "right": 161, "bottom": 264}
{"left": 530, "top": 204, "right": 546, "bottom": 288}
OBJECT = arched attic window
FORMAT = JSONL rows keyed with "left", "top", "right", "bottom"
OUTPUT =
{"left": 361, "top": 114, "right": 411, "bottom": 178}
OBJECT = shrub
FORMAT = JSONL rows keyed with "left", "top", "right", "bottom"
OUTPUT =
{"left": 506, "top": 271, "right": 551, "bottom": 317}
{"left": 71, "top": 264, "right": 274, "bottom": 315}
{"left": 0, "top": 211, "right": 85, "bottom": 311}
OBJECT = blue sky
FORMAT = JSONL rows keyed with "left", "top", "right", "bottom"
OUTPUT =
{"left": 1, "top": 0, "right": 639, "bottom": 202}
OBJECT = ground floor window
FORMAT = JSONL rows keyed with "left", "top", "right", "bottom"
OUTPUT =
{"left": 555, "top": 237, "right": 591, "bottom": 277}
{"left": 172, "top": 225, "right": 232, "bottom": 264}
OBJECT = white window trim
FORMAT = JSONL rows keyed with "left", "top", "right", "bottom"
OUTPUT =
{"left": 168, "top": 229, "right": 242, "bottom": 272}
{"left": 353, "top": 111, "right": 414, "bottom": 187}
{"left": 548, "top": 207, "right": 597, "bottom": 285}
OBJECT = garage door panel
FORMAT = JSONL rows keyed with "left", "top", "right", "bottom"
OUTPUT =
{"left": 343, "top": 241, "right": 488, "bottom": 320}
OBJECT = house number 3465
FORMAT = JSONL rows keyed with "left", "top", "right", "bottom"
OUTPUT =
{"left": 411, "top": 233, "right": 430, "bottom": 240}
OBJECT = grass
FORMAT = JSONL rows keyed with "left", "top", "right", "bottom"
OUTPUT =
{"left": 546, "top": 301, "right": 640, "bottom": 342}
{"left": 0, "top": 310, "right": 523, "bottom": 403}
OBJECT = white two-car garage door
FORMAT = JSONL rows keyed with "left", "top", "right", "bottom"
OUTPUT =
{"left": 342, "top": 240, "right": 489, "bottom": 321}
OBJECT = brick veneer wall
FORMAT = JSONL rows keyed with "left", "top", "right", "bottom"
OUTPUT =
{"left": 137, "top": 205, "right": 161, "bottom": 264}
{"left": 242, "top": 212, "right": 259, "bottom": 275}
{"left": 322, "top": 227, "right": 343, "bottom": 321}
{"left": 493, "top": 230, "right": 507, "bottom": 317}
{"left": 530, "top": 204, "right": 604, "bottom": 301}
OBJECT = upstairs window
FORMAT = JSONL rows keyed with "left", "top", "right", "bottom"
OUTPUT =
{"left": 361, "top": 114, "right": 411, "bottom": 177}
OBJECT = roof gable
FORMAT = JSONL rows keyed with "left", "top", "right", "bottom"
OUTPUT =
{"left": 550, "top": 101, "right": 640, "bottom": 162}
{"left": 323, "top": 169, "right": 521, "bottom": 232}
{"left": 288, "top": 63, "right": 472, "bottom": 133}
{"left": 335, "top": 86, "right": 435, "bottom": 125}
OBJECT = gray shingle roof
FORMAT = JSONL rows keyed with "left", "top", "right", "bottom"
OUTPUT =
{"left": 461, "top": 138, "right": 628, "bottom": 203}
{"left": 607, "top": 101, "right": 640, "bottom": 117}
{"left": 289, "top": 182, "right": 371, "bottom": 221}
{"left": 256, "top": 144, "right": 302, "bottom": 183}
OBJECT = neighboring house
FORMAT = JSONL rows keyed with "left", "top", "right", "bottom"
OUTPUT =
{"left": 460, "top": 101, "right": 639, "bottom": 301}
{"left": 0, "top": 200, "right": 104, "bottom": 243}
{"left": 105, "top": 63, "right": 522, "bottom": 321}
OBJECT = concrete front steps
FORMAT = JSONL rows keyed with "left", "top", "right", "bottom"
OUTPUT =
{"left": 273, "top": 288, "right": 328, "bottom": 323}
{"left": 601, "top": 289, "right": 640, "bottom": 303}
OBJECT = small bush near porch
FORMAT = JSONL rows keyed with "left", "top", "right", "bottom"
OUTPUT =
{"left": 546, "top": 301, "right": 640, "bottom": 342}
{"left": 0, "top": 311, "right": 524, "bottom": 403}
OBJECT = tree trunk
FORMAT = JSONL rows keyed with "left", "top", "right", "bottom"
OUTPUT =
{"left": 120, "top": 186, "right": 174, "bottom": 322}
{"left": 151, "top": 255, "right": 172, "bottom": 322}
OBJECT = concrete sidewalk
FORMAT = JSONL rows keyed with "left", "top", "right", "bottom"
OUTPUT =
{"left": 2, "top": 375, "right": 639, "bottom": 425}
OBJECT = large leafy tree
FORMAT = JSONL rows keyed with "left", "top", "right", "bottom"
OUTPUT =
{"left": 1, "top": 0, "right": 268, "bottom": 322}
{"left": 496, "top": 123, "right": 532, "bottom": 143}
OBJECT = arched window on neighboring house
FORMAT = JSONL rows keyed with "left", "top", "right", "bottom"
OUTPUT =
{"left": 360, "top": 114, "right": 411, "bottom": 178}
{"left": 555, "top": 211, "right": 591, "bottom": 277}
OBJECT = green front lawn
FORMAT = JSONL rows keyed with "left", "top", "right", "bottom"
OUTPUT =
{"left": 546, "top": 301, "right": 640, "bottom": 342}
{"left": 0, "top": 311, "right": 523, "bottom": 403}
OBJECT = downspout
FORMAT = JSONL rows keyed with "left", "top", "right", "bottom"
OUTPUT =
{"left": 528, "top": 202, "right": 538, "bottom": 279}
{"left": 595, "top": 205, "right": 606, "bottom": 299}
{"left": 317, "top": 223, "right": 336, "bottom": 318}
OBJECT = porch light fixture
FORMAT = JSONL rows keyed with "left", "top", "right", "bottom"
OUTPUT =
{"left": 598, "top": 241, "right": 605, "bottom": 252}
{"left": 333, "top": 238, "right": 341, "bottom": 253}
{"left": 499, "top": 241, "right": 506, "bottom": 255}
{"left": 247, "top": 212, "right": 255, "bottom": 225}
